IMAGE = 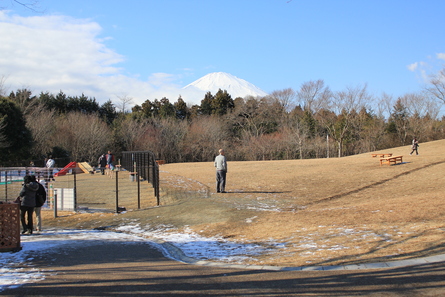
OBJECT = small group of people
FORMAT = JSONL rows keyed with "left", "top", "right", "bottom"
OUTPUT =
{"left": 17, "top": 175, "right": 47, "bottom": 235}
{"left": 98, "top": 151, "right": 114, "bottom": 175}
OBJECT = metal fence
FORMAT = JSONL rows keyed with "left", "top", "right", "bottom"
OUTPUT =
{"left": 0, "top": 167, "right": 50, "bottom": 203}
{"left": 0, "top": 154, "right": 160, "bottom": 213}
{"left": 121, "top": 151, "right": 160, "bottom": 205}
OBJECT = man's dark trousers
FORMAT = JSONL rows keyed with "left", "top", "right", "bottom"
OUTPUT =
{"left": 216, "top": 170, "right": 226, "bottom": 192}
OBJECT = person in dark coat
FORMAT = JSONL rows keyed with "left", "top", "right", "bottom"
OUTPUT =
{"left": 98, "top": 153, "right": 107, "bottom": 175}
{"left": 31, "top": 175, "right": 47, "bottom": 232}
{"left": 19, "top": 175, "right": 39, "bottom": 235}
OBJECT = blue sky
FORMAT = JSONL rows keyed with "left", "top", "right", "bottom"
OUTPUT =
{"left": 1, "top": 0, "right": 444, "bottom": 108}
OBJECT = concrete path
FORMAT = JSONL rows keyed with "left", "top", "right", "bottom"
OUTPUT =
{"left": 3, "top": 237, "right": 445, "bottom": 296}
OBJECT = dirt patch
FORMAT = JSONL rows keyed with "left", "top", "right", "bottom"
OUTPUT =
{"left": 40, "top": 139, "right": 445, "bottom": 267}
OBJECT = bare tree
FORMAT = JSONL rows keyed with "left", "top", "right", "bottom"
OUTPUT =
{"left": 0, "top": 0, "right": 42, "bottom": 12}
{"left": 115, "top": 95, "right": 134, "bottom": 113}
{"left": 0, "top": 75, "right": 9, "bottom": 97}
{"left": 117, "top": 117, "right": 151, "bottom": 151}
{"left": 157, "top": 118, "right": 188, "bottom": 162}
{"left": 0, "top": 0, "right": 42, "bottom": 13}
{"left": 297, "top": 80, "right": 332, "bottom": 114}
{"left": 426, "top": 67, "right": 445, "bottom": 103}
{"left": 377, "top": 92, "right": 394, "bottom": 119}
{"left": 0, "top": 116, "right": 10, "bottom": 148}
{"left": 54, "top": 112, "right": 112, "bottom": 163}
{"left": 25, "top": 103, "right": 56, "bottom": 157}
{"left": 270, "top": 88, "right": 297, "bottom": 112}
{"left": 184, "top": 116, "right": 230, "bottom": 162}
{"left": 398, "top": 92, "right": 440, "bottom": 141}
{"left": 317, "top": 84, "right": 372, "bottom": 157}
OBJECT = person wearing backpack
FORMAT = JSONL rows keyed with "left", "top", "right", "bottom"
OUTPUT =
{"left": 31, "top": 175, "right": 47, "bottom": 233}
{"left": 19, "top": 175, "right": 39, "bottom": 235}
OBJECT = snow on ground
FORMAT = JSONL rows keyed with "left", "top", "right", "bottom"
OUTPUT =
{"left": 0, "top": 227, "right": 279, "bottom": 292}
{"left": 0, "top": 230, "right": 149, "bottom": 292}
{"left": 0, "top": 223, "right": 410, "bottom": 292}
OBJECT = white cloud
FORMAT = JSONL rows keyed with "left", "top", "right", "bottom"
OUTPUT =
{"left": 437, "top": 53, "right": 445, "bottom": 61}
{"left": 0, "top": 11, "right": 199, "bottom": 106}
{"left": 407, "top": 62, "right": 418, "bottom": 72}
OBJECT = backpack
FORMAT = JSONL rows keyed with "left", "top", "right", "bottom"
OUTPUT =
{"left": 36, "top": 183, "right": 47, "bottom": 207}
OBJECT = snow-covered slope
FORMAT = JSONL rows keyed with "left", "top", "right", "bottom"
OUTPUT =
{"left": 182, "top": 72, "right": 268, "bottom": 98}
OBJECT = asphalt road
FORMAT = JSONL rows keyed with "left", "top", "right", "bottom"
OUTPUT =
{"left": 3, "top": 240, "right": 445, "bottom": 296}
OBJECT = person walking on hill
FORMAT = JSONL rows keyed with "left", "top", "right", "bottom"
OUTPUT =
{"left": 410, "top": 137, "right": 419, "bottom": 155}
{"left": 18, "top": 175, "right": 39, "bottom": 235}
{"left": 214, "top": 149, "right": 228, "bottom": 193}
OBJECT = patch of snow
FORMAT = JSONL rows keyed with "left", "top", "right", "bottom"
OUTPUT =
{"left": 182, "top": 72, "right": 268, "bottom": 99}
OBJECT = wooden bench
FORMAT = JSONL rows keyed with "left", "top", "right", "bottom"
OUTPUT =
{"left": 380, "top": 155, "right": 403, "bottom": 166}
{"left": 371, "top": 153, "right": 392, "bottom": 158}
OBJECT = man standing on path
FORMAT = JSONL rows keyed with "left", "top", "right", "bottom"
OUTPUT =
{"left": 214, "top": 149, "right": 227, "bottom": 193}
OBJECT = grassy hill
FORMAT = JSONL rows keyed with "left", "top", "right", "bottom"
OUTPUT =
{"left": 43, "top": 139, "right": 445, "bottom": 267}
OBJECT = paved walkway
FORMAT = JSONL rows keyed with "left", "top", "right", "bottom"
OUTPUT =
{"left": 3, "top": 234, "right": 445, "bottom": 296}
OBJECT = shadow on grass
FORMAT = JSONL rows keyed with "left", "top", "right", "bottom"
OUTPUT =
{"left": 312, "top": 159, "right": 445, "bottom": 205}
{"left": 230, "top": 190, "right": 291, "bottom": 194}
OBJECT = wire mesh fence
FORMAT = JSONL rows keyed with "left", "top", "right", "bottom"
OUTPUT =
{"left": 0, "top": 166, "right": 159, "bottom": 213}
{"left": 0, "top": 151, "right": 212, "bottom": 214}
{"left": 0, "top": 167, "right": 50, "bottom": 203}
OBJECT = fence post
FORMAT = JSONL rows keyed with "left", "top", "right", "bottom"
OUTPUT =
{"left": 73, "top": 169, "right": 77, "bottom": 212}
{"left": 53, "top": 186, "right": 57, "bottom": 218}
{"left": 4, "top": 171, "right": 8, "bottom": 203}
{"left": 137, "top": 171, "right": 141, "bottom": 209}
{"left": 155, "top": 162, "right": 160, "bottom": 206}
{"left": 115, "top": 170, "right": 119, "bottom": 213}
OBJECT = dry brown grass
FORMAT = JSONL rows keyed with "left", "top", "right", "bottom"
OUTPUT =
{"left": 41, "top": 139, "right": 445, "bottom": 267}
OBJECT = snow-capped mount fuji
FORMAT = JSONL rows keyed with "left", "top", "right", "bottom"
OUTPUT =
{"left": 182, "top": 72, "right": 268, "bottom": 98}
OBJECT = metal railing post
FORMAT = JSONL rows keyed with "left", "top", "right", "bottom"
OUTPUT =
{"left": 115, "top": 170, "right": 119, "bottom": 213}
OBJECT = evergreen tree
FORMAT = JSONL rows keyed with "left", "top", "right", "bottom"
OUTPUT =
{"left": 174, "top": 96, "right": 189, "bottom": 120}
{"left": 67, "top": 93, "right": 100, "bottom": 113}
{"left": 159, "top": 97, "right": 175, "bottom": 118}
{"left": 99, "top": 100, "right": 117, "bottom": 125}
{"left": 140, "top": 100, "right": 154, "bottom": 117}
{"left": 212, "top": 89, "right": 234, "bottom": 116}
{"left": 8, "top": 88, "right": 37, "bottom": 115}
{"left": 200, "top": 91, "right": 214, "bottom": 115}
{"left": 389, "top": 98, "right": 409, "bottom": 145}
{"left": 0, "top": 97, "right": 32, "bottom": 165}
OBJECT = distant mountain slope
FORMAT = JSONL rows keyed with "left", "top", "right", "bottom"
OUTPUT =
{"left": 182, "top": 72, "right": 268, "bottom": 98}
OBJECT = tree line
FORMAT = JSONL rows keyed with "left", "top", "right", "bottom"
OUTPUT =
{"left": 1, "top": 70, "right": 445, "bottom": 167}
